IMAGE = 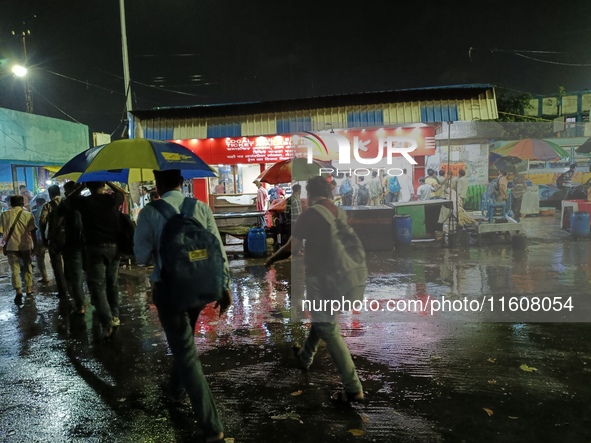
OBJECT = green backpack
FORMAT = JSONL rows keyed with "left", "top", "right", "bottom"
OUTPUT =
{"left": 311, "top": 205, "right": 368, "bottom": 302}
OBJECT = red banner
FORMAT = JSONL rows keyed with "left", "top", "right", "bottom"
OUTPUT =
{"left": 176, "top": 126, "right": 435, "bottom": 165}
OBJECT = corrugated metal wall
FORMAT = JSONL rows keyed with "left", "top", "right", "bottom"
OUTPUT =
{"left": 138, "top": 90, "right": 499, "bottom": 141}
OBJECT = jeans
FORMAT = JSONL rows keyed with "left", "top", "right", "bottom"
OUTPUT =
{"left": 63, "top": 247, "right": 85, "bottom": 312}
{"left": 385, "top": 192, "right": 399, "bottom": 204}
{"left": 48, "top": 245, "right": 68, "bottom": 297}
{"left": 298, "top": 275, "right": 363, "bottom": 394}
{"left": 154, "top": 282, "right": 223, "bottom": 438}
{"left": 85, "top": 243, "right": 120, "bottom": 329}
{"left": 7, "top": 250, "right": 33, "bottom": 292}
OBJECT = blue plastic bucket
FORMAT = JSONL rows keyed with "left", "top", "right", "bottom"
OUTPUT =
{"left": 570, "top": 211, "right": 590, "bottom": 239}
{"left": 247, "top": 227, "right": 267, "bottom": 257}
{"left": 393, "top": 215, "right": 412, "bottom": 245}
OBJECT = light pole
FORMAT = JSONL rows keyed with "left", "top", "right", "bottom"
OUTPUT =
{"left": 119, "top": 0, "right": 133, "bottom": 114}
{"left": 11, "top": 30, "right": 33, "bottom": 113}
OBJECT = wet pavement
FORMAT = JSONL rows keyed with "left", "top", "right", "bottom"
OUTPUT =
{"left": 1, "top": 213, "right": 591, "bottom": 442}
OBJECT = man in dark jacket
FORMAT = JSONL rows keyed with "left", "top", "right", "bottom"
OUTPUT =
{"left": 39, "top": 185, "right": 68, "bottom": 298}
{"left": 60, "top": 181, "right": 86, "bottom": 315}
{"left": 71, "top": 181, "right": 126, "bottom": 339}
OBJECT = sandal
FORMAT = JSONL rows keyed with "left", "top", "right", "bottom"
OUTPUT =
{"left": 331, "top": 390, "right": 366, "bottom": 403}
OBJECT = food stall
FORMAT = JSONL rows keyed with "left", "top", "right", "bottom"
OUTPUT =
{"left": 391, "top": 199, "right": 454, "bottom": 240}
{"left": 175, "top": 136, "right": 294, "bottom": 242}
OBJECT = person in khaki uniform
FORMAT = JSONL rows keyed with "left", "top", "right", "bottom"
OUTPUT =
{"left": 0, "top": 195, "right": 37, "bottom": 305}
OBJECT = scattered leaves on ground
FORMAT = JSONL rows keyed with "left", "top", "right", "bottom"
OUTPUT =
{"left": 359, "top": 413, "right": 370, "bottom": 423}
{"left": 483, "top": 408, "right": 494, "bottom": 416}
{"left": 347, "top": 429, "right": 364, "bottom": 436}
{"left": 290, "top": 390, "right": 303, "bottom": 396}
{"left": 508, "top": 416, "right": 519, "bottom": 420}
{"left": 520, "top": 364, "right": 537, "bottom": 372}
{"left": 487, "top": 379, "right": 497, "bottom": 385}
{"left": 487, "top": 357, "right": 496, "bottom": 363}
{"left": 271, "top": 412, "right": 303, "bottom": 424}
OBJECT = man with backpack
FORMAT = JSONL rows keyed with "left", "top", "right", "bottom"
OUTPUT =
{"left": 354, "top": 176, "right": 370, "bottom": 206}
{"left": 39, "top": 185, "right": 68, "bottom": 299}
{"left": 134, "top": 169, "right": 231, "bottom": 443}
{"left": 384, "top": 175, "right": 401, "bottom": 204}
{"left": 265, "top": 176, "right": 366, "bottom": 403}
{"left": 339, "top": 173, "right": 353, "bottom": 206}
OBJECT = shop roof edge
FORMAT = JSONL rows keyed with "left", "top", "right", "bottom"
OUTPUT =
{"left": 130, "top": 83, "right": 496, "bottom": 118}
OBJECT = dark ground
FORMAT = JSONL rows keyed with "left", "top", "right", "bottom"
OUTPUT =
{"left": 1, "top": 213, "right": 591, "bottom": 443}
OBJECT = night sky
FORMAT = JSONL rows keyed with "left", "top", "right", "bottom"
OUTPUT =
{"left": 1, "top": 0, "right": 590, "bottom": 136}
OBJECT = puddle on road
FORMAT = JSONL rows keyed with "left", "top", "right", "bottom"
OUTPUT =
{"left": 1, "top": 238, "right": 591, "bottom": 442}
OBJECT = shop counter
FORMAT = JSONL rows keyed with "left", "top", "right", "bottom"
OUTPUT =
{"left": 391, "top": 199, "right": 453, "bottom": 240}
{"left": 211, "top": 193, "right": 257, "bottom": 214}
{"left": 342, "top": 205, "right": 395, "bottom": 250}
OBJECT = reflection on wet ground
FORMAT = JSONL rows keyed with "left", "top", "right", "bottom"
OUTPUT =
{"left": 0, "top": 214, "right": 590, "bottom": 442}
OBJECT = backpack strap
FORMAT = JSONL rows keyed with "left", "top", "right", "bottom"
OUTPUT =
{"left": 149, "top": 199, "right": 178, "bottom": 221}
{"left": 150, "top": 197, "right": 205, "bottom": 228}
{"left": 179, "top": 197, "right": 197, "bottom": 217}
{"left": 311, "top": 203, "right": 345, "bottom": 224}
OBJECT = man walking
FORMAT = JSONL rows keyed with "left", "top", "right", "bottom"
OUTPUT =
{"left": 32, "top": 196, "right": 49, "bottom": 285}
{"left": 71, "top": 181, "right": 126, "bottom": 339}
{"left": 134, "top": 169, "right": 232, "bottom": 443}
{"left": 254, "top": 179, "right": 269, "bottom": 227}
{"left": 368, "top": 171, "right": 382, "bottom": 205}
{"left": 339, "top": 173, "right": 354, "bottom": 206}
{"left": 60, "top": 181, "right": 86, "bottom": 315}
{"left": 456, "top": 169, "right": 468, "bottom": 209}
{"left": 19, "top": 185, "right": 33, "bottom": 211}
{"left": 265, "top": 176, "right": 364, "bottom": 403}
{"left": 39, "top": 185, "right": 68, "bottom": 299}
{"left": 0, "top": 195, "right": 37, "bottom": 305}
{"left": 283, "top": 183, "right": 302, "bottom": 243}
{"left": 138, "top": 186, "right": 150, "bottom": 209}
{"left": 397, "top": 169, "right": 414, "bottom": 202}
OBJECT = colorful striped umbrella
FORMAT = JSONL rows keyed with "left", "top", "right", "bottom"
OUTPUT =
{"left": 491, "top": 138, "right": 569, "bottom": 161}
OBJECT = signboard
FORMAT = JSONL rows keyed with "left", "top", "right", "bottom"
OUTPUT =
{"left": 440, "top": 163, "right": 465, "bottom": 177}
{"left": 176, "top": 126, "right": 436, "bottom": 166}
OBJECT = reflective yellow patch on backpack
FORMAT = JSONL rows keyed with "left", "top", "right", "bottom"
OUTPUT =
{"left": 188, "top": 249, "right": 208, "bottom": 261}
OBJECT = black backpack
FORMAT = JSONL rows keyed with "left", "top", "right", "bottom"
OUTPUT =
{"left": 150, "top": 198, "right": 225, "bottom": 310}
{"left": 357, "top": 183, "right": 369, "bottom": 205}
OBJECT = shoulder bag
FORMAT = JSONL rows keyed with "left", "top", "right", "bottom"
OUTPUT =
{"left": 2, "top": 210, "right": 24, "bottom": 256}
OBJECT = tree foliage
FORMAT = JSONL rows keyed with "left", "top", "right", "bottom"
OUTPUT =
{"left": 495, "top": 88, "right": 553, "bottom": 139}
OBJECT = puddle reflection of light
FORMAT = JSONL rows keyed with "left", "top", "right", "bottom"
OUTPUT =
{"left": 0, "top": 309, "right": 16, "bottom": 321}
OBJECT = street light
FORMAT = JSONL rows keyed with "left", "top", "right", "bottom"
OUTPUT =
{"left": 12, "top": 65, "right": 28, "bottom": 77}
{"left": 11, "top": 29, "right": 33, "bottom": 113}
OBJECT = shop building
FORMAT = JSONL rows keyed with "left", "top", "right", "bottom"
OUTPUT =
{"left": 129, "top": 84, "right": 499, "bottom": 209}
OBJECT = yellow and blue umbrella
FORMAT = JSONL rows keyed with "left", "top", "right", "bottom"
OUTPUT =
{"left": 53, "top": 139, "right": 217, "bottom": 183}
